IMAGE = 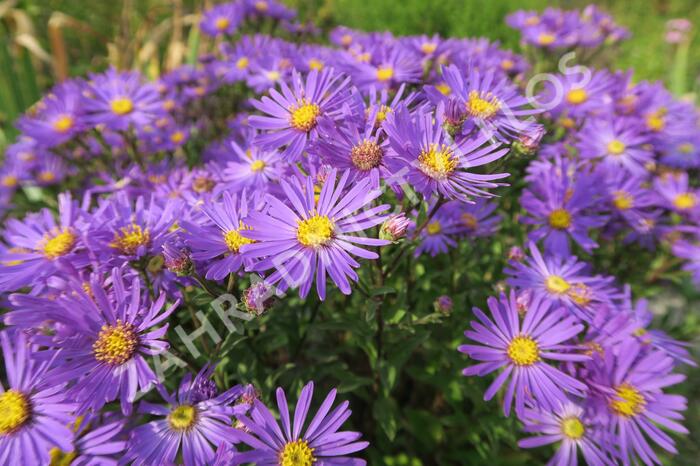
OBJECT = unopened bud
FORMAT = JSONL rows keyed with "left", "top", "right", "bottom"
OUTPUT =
{"left": 380, "top": 213, "right": 410, "bottom": 241}
{"left": 434, "top": 295, "right": 453, "bottom": 314}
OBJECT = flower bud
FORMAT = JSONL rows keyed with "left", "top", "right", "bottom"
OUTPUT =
{"left": 380, "top": 213, "right": 410, "bottom": 241}
{"left": 242, "top": 281, "right": 276, "bottom": 315}
{"left": 434, "top": 295, "right": 453, "bottom": 314}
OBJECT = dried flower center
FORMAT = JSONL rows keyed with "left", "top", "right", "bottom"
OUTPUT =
{"left": 297, "top": 215, "right": 334, "bottom": 247}
{"left": 53, "top": 115, "right": 74, "bottom": 133}
{"left": 93, "top": 320, "right": 139, "bottom": 365}
{"left": 567, "top": 283, "right": 592, "bottom": 306}
{"left": 611, "top": 383, "right": 645, "bottom": 417}
{"left": 350, "top": 140, "right": 383, "bottom": 171}
{"left": 250, "top": 159, "right": 267, "bottom": 172}
{"left": 545, "top": 275, "right": 571, "bottom": 294}
{"left": 673, "top": 192, "right": 696, "bottom": 210}
{"left": 280, "top": 439, "right": 315, "bottom": 466}
{"left": 537, "top": 33, "right": 556, "bottom": 45}
{"left": 308, "top": 59, "right": 324, "bottom": 71}
{"left": 111, "top": 224, "right": 151, "bottom": 255}
{"left": 418, "top": 143, "right": 458, "bottom": 180}
{"left": 506, "top": 335, "right": 539, "bottom": 366}
{"left": 110, "top": 97, "right": 134, "bottom": 116}
{"left": 607, "top": 139, "right": 626, "bottom": 155}
{"left": 290, "top": 101, "right": 321, "bottom": 132}
{"left": 426, "top": 221, "right": 442, "bottom": 235}
{"left": 548, "top": 209, "right": 572, "bottom": 229}
{"left": 466, "top": 90, "right": 501, "bottom": 119}
{"left": 566, "top": 88, "right": 588, "bottom": 105}
{"left": 42, "top": 227, "right": 77, "bottom": 259}
{"left": 376, "top": 66, "right": 394, "bottom": 82}
{"left": 168, "top": 405, "right": 198, "bottom": 431}
{"left": 236, "top": 56, "right": 249, "bottom": 70}
{"left": 215, "top": 17, "right": 230, "bottom": 31}
{"left": 223, "top": 224, "right": 255, "bottom": 253}
{"left": 560, "top": 417, "right": 585, "bottom": 440}
{"left": 613, "top": 191, "right": 634, "bottom": 210}
{"left": 0, "top": 390, "right": 31, "bottom": 434}
{"left": 461, "top": 213, "right": 478, "bottom": 230}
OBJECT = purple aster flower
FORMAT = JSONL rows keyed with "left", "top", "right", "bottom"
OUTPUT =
{"left": 82, "top": 68, "right": 163, "bottom": 132}
{"left": 0, "top": 330, "right": 75, "bottom": 466}
{"left": 541, "top": 70, "right": 614, "bottom": 121}
{"left": 221, "top": 138, "right": 286, "bottom": 192}
{"left": 577, "top": 117, "right": 653, "bottom": 175}
{"left": 200, "top": 2, "right": 243, "bottom": 37}
{"left": 348, "top": 43, "right": 422, "bottom": 92}
{"left": 241, "top": 169, "right": 389, "bottom": 299}
{"left": 413, "top": 204, "right": 460, "bottom": 257}
{"left": 604, "top": 171, "right": 657, "bottom": 225}
{"left": 234, "top": 381, "right": 369, "bottom": 465}
{"left": 249, "top": 69, "right": 351, "bottom": 161}
{"left": 659, "top": 132, "right": 700, "bottom": 169}
{"left": 125, "top": 369, "right": 246, "bottom": 466}
{"left": 673, "top": 236, "right": 700, "bottom": 285}
{"left": 50, "top": 416, "right": 127, "bottom": 466}
{"left": 443, "top": 198, "right": 502, "bottom": 239}
{"left": 459, "top": 291, "right": 589, "bottom": 417}
{"left": 242, "top": 0, "right": 296, "bottom": 21}
{"left": 384, "top": 105, "right": 509, "bottom": 202}
{"left": 182, "top": 191, "right": 258, "bottom": 281}
{"left": 653, "top": 172, "right": 699, "bottom": 217}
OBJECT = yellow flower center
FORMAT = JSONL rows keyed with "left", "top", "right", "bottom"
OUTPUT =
{"left": 53, "top": 115, "right": 74, "bottom": 133}
{"left": 168, "top": 405, "right": 198, "bottom": 431}
{"left": 214, "top": 17, "right": 230, "bottom": 31}
{"left": 110, "top": 97, "right": 134, "bottom": 116}
{"left": 537, "top": 33, "right": 556, "bottom": 46}
{"left": 420, "top": 42, "right": 437, "bottom": 54}
{"left": 0, "top": 390, "right": 31, "bottom": 434}
{"left": 566, "top": 88, "right": 588, "bottom": 105}
{"left": 465, "top": 90, "right": 501, "bottom": 119}
{"left": 280, "top": 439, "right": 315, "bottom": 466}
{"left": 678, "top": 143, "right": 694, "bottom": 154}
{"left": 545, "top": 275, "right": 571, "bottom": 294}
{"left": 341, "top": 34, "right": 353, "bottom": 46}
{"left": 42, "top": 228, "right": 77, "bottom": 259}
{"left": 418, "top": 143, "right": 458, "bottom": 180}
{"left": 435, "top": 83, "right": 451, "bottom": 95}
{"left": 39, "top": 171, "right": 56, "bottom": 183}
{"left": 297, "top": 215, "right": 334, "bottom": 247}
{"left": 461, "top": 213, "right": 478, "bottom": 230}
{"left": 607, "top": 139, "right": 626, "bottom": 155}
{"left": 525, "top": 16, "right": 540, "bottom": 26}
{"left": 49, "top": 448, "right": 77, "bottom": 466}
{"left": 192, "top": 176, "right": 215, "bottom": 193}
{"left": 350, "top": 140, "right": 383, "bottom": 171}
{"left": 646, "top": 112, "right": 665, "bottom": 132}
{"left": 111, "top": 224, "right": 151, "bottom": 255}
{"left": 308, "top": 59, "right": 324, "bottom": 71}
{"left": 548, "top": 209, "right": 572, "bottom": 229}
{"left": 376, "top": 66, "right": 394, "bottom": 82}
{"left": 250, "top": 159, "right": 267, "bottom": 172}
{"left": 375, "top": 105, "right": 391, "bottom": 124}
{"left": 610, "top": 383, "right": 645, "bottom": 417}
{"left": 561, "top": 417, "right": 585, "bottom": 440}
{"left": 1, "top": 175, "right": 18, "bottom": 188}
{"left": 612, "top": 191, "right": 634, "bottom": 210}
{"left": 506, "top": 335, "right": 540, "bottom": 366}
{"left": 223, "top": 224, "right": 255, "bottom": 253}
{"left": 266, "top": 70, "right": 281, "bottom": 81}
{"left": 290, "top": 101, "right": 321, "bottom": 132}
{"left": 673, "top": 192, "right": 696, "bottom": 210}
{"left": 170, "top": 131, "right": 185, "bottom": 144}
{"left": 93, "top": 320, "right": 139, "bottom": 365}
{"left": 236, "top": 57, "right": 250, "bottom": 70}
{"left": 255, "top": 1, "right": 268, "bottom": 12}
{"left": 501, "top": 59, "right": 515, "bottom": 71}
{"left": 426, "top": 221, "right": 442, "bottom": 235}
{"left": 567, "top": 283, "right": 592, "bottom": 306}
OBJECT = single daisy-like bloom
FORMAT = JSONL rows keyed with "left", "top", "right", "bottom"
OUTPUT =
{"left": 241, "top": 169, "right": 389, "bottom": 299}
{"left": 350, "top": 43, "right": 422, "bottom": 91}
{"left": 49, "top": 416, "right": 127, "bottom": 466}
{"left": 459, "top": 291, "right": 589, "bottom": 417}
{"left": 384, "top": 105, "right": 509, "bottom": 202}
{"left": 518, "top": 402, "right": 613, "bottom": 466}
{"left": 125, "top": 369, "right": 246, "bottom": 466}
{"left": 577, "top": 117, "right": 653, "bottom": 175}
{"left": 82, "top": 68, "right": 163, "bottom": 132}
{"left": 0, "top": 192, "right": 88, "bottom": 293}
{"left": 604, "top": 171, "right": 657, "bottom": 225}
{"left": 39, "top": 267, "right": 178, "bottom": 415}
{"left": 234, "top": 381, "right": 369, "bottom": 465}
{"left": 673, "top": 237, "right": 700, "bottom": 286}
{"left": 659, "top": 133, "right": 700, "bottom": 169}
{"left": 221, "top": 138, "right": 286, "bottom": 193}
{"left": 590, "top": 339, "right": 688, "bottom": 465}
{"left": 249, "top": 68, "right": 351, "bottom": 161}
{"left": 0, "top": 330, "right": 75, "bottom": 465}
{"left": 200, "top": 2, "right": 242, "bottom": 36}
{"left": 413, "top": 204, "right": 460, "bottom": 257}
{"left": 653, "top": 172, "right": 699, "bottom": 217}
{"left": 542, "top": 70, "right": 614, "bottom": 121}
{"left": 442, "top": 198, "right": 502, "bottom": 239}
{"left": 182, "top": 191, "right": 258, "bottom": 281}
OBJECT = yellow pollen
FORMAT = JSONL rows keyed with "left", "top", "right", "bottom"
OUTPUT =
{"left": 92, "top": 320, "right": 138, "bottom": 365}
{"left": 192, "top": 176, "right": 215, "bottom": 193}
{"left": 255, "top": 1, "right": 268, "bottom": 11}
{"left": 560, "top": 117, "right": 575, "bottom": 129}
{"left": 170, "top": 131, "right": 185, "bottom": 144}
{"left": 250, "top": 159, "right": 267, "bottom": 172}
{"left": 236, "top": 57, "right": 250, "bottom": 70}
{"left": 610, "top": 383, "right": 645, "bottom": 417}
{"left": 633, "top": 327, "right": 647, "bottom": 337}
{"left": 168, "top": 405, "right": 198, "bottom": 431}
{"left": 163, "top": 99, "right": 176, "bottom": 111}
{"left": 678, "top": 143, "right": 694, "bottom": 154}
{"left": 537, "top": 33, "right": 556, "bottom": 46}
{"left": 420, "top": 42, "right": 438, "bottom": 54}
{"left": 545, "top": 275, "right": 571, "bottom": 294}
{"left": 223, "top": 224, "right": 255, "bottom": 253}
{"left": 350, "top": 140, "right": 383, "bottom": 171}
{"left": 646, "top": 112, "right": 665, "bottom": 132}
{"left": 375, "top": 105, "right": 391, "bottom": 124}
{"left": 49, "top": 448, "right": 77, "bottom": 466}
{"left": 110, "top": 97, "right": 134, "bottom": 116}
{"left": 607, "top": 139, "right": 626, "bottom": 155}
{"left": 525, "top": 16, "right": 540, "bottom": 26}
{"left": 435, "top": 83, "right": 451, "bottom": 95}
{"left": 418, "top": 143, "right": 458, "bottom": 180}
{"left": 215, "top": 17, "right": 230, "bottom": 31}
{"left": 266, "top": 70, "right": 281, "bottom": 81}
{"left": 465, "top": 90, "right": 501, "bottom": 119}
{"left": 426, "top": 221, "right": 442, "bottom": 235}
{"left": 297, "top": 215, "right": 334, "bottom": 247}
{"left": 280, "top": 439, "right": 315, "bottom": 466}
{"left": 42, "top": 228, "right": 77, "bottom": 259}
{"left": 356, "top": 52, "right": 371, "bottom": 63}
{"left": 376, "top": 66, "right": 394, "bottom": 82}
{"left": 567, "top": 283, "right": 592, "bottom": 306}
{"left": 341, "top": 34, "right": 353, "bottom": 46}
{"left": 549, "top": 209, "right": 572, "bottom": 229}
{"left": 110, "top": 224, "right": 151, "bottom": 255}
{"left": 0, "top": 390, "right": 31, "bottom": 434}
{"left": 673, "top": 192, "right": 696, "bottom": 210}
{"left": 308, "top": 59, "right": 324, "bottom": 71}
{"left": 501, "top": 59, "right": 515, "bottom": 71}
{"left": 507, "top": 335, "right": 540, "bottom": 366}
{"left": 53, "top": 115, "right": 74, "bottom": 133}
{"left": 461, "top": 213, "right": 478, "bottom": 230}
{"left": 613, "top": 191, "right": 634, "bottom": 210}
{"left": 290, "top": 101, "right": 321, "bottom": 132}
{"left": 39, "top": 171, "right": 56, "bottom": 183}
{"left": 566, "top": 88, "right": 588, "bottom": 105}
{"left": 1, "top": 175, "right": 18, "bottom": 188}
{"left": 561, "top": 417, "right": 585, "bottom": 440}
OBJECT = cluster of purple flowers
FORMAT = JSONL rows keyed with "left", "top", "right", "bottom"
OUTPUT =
{"left": 0, "top": 1, "right": 697, "bottom": 464}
